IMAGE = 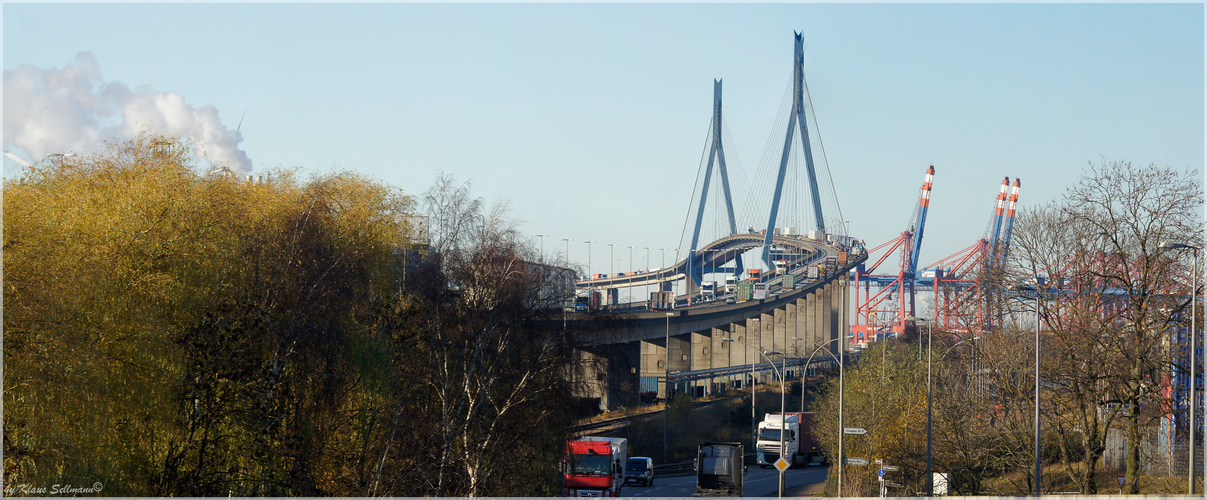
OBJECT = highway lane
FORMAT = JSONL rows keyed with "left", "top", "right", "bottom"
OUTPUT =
{"left": 620, "top": 465, "right": 828, "bottom": 497}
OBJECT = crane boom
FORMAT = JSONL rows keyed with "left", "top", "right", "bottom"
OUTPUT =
{"left": 998, "top": 178, "right": 1021, "bottom": 265}
{"left": 987, "top": 177, "right": 1010, "bottom": 263}
{"left": 906, "top": 165, "right": 935, "bottom": 277}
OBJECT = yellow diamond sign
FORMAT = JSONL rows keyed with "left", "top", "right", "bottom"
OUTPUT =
{"left": 774, "top": 457, "right": 791, "bottom": 472}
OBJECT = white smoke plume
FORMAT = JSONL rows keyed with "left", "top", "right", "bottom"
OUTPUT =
{"left": 3, "top": 52, "right": 252, "bottom": 172}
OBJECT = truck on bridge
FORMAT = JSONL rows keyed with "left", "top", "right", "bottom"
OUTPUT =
{"left": 648, "top": 291, "right": 674, "bottom": 311}
{"left": 575, "top": 290, "right": 601, "bottom": 312}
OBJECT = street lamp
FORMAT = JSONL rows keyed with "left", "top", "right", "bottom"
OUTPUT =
{"left": 584, "top": 241, "right": 596, "bottom": 281}
{"left": 535, "top": 234, "right": 548, "bottom": 261}
{"left": 627, "top": 246, "right": 636, "bottom": 304}
{"left": 792, "top": 336, "right": 845, "bottom": 497}
{"left": 664, "top": 311, "right": 674, "bottom": 462}
{"left": 645, "top": 247, "right": 652, "bottom": 303}
{"left": 723, "top": 337, "right": 787, "bottom": 498}
{"left": 1011, "top": 281, "right": 1044, "bottom": 496}
{"left": 607, "top": 243, "right": 618, "bottom": 309}
{"left": 673, "top": 249, "right": 682, "bottom": 298}
{"left": 1162, "top": 241, "right": 1200, "bottom": 494}
{"left": 792, "top": 337, "right": 841, "bottom": 413}
{"left": 907, "top": 315, "right": 935, "bottom": 496}
{"left": 562, "top": 238, "right": 573, "bottom": 271}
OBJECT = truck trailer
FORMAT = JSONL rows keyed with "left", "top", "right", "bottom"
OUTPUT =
{"left": 694, "top": 442, "right": 744, "bottom": 496}
{"left": 564, "top": 436, "right": 628, "bottom": 497}
{"left": 756, "top": 412, "right": 824, "bottom": 468}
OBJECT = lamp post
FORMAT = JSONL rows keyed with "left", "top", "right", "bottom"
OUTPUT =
{"left": 1009, "top": 281, "right": 1044, "bottom": 496}
{"left": 724, "top": 337, "right": 787, "bottom": 498}
{"left": 792, "top": 337, "right": 841, "bottom": 413}
{"left": 674, "top": 249, "right": 681, "bottom": 299}
{"left": 907, "top": 315, "right": 934, "bottom": 496}
{"left": 791, "top": 336, "right": 845, "bottom": 497}
{"left": 627, "top": 246, "right": 636, "bottom": 304}
{"left": 1162, "top": 241, "right": 1200, "bottom": 493}
{"left": 535, "top": 234, "right": 548, "bottom": 261}
{"left": 664, "top": 311, "right": 674, "bottom": 462}
{"left": 1035, "top": 282, "right": 1042, "bottom": 497}
{"left": 645, "top": 247, "right": 652, "bottom": 304}
{"left": 562, "top": 238, "right": 573, "bottom": 271}
{"left": 607, "top": 243, "right": 617, "bottom": 310}
{"left": 584, "top": 241, "right": 596, "bottom": 281}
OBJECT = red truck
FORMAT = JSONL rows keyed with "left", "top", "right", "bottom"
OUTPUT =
{"left": 563, "top": 437, "right": 628, "bottom": 497}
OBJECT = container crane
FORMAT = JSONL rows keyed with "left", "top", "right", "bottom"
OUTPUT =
{"left": 851, "top": 165, "right": 935, "bottom": 342}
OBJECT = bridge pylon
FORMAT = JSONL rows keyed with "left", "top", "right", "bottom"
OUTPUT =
{"left": 763, "top": 31, "right": 827, "bottom": 265}
{"left": 688, "top": 79, "right": 744, "bottom": 286}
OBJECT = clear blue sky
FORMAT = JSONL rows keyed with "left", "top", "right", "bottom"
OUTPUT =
{"left": 4, "top": 3, "right": 1203, "bottom": 275}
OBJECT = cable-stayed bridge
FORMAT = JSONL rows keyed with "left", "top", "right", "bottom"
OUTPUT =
{"left": 567, "top": 32, "right": 868, "bottom": 411}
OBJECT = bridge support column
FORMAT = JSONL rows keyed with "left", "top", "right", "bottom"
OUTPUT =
{"left": 774, "top": 307, "right": 789, "bottom": 361}
{"left": 746, "top": 316, "right": 765, "bottom": 384}
{"left": 711, "top": 326, "right": 731, "bottom": 393}
{"left": 794, "top": 297, "right": 810, "bottom": 353}
{"left": 640, "top": 339, "right": 667, "bottom": 400}
{"left": 573, "top": 343, "right": 640, "bottom": 412}
{"left": 810, "top": 288, "right": 824, "bottom": 349}
{"left": 691, "top": 330, "right": 712, "bottom": 397}
{"left": 730, "top": 320, "right": 752, "bottom": 387}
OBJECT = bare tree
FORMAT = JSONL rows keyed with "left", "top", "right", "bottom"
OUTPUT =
{"left": 1007, "top": 159, "right": 1202, "bottom": 492}
{"left": 409, "top": 173, "right": 574, "bottom": 496}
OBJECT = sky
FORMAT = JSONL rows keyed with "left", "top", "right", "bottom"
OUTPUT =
{"left": 3, "top": 2, "right": 1204, "bottom": 278}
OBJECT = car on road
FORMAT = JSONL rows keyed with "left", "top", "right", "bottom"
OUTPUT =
{"left": 625, "top": 456, "right": 654, "bottom": 486}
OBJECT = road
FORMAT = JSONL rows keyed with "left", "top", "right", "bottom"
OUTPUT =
{"left": 620, "top": 465, "right": 828, "bottom": 497}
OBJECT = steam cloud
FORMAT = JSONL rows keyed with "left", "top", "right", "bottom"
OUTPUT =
{"left": 3, "top": 52, "right": 252, "bottom": 172}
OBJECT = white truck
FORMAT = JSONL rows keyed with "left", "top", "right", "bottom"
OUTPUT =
{"left": 752, "top": 283, "right": 768, "bottom": 301}
{"left": 756, "top": 412, "right": 824, "bottom": 468}
{"left": 724, "top": 276, "right": 738, "bottom": 294}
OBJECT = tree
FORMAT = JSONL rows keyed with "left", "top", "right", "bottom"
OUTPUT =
{"left": 814, "top": 341, "right": 928, "bottom": 496}
{"left": 391, "top": 173, "right": 577, "bottom": 496}
{"left": 1006, "top": 159, "right": 1202, "bottom": 492}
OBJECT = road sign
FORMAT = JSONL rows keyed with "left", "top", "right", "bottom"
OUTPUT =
{"left": 843, "top": 427, "right": 868, "bottom": 435}
{"left": 878, "top": 469, "right": 886, "bottom": 478}
{"left": 845, "top": 457, "right": 868, "bottom": 466}
{"left": 774, "top": 457, "right": 791, "bottom": 472}
{"left": 1116, "top": 475, "right": 1126, "bottom": 488}
{"left": 882, "top": 465, "right": 899, "bottom": 471}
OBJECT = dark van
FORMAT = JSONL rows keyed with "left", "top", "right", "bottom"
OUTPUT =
{"left": 624, "top": 456, "right": 654, "bottom": 486}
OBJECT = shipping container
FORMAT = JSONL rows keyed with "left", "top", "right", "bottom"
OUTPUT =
{"left": 736, "top": 282, "right": 754, "bottom": 302}
{"left": 783, "top": 273, "right": 797, "bottom": 290}
{"left": 837, "top": 252, "right": 848, "bottom": 265}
